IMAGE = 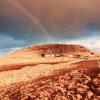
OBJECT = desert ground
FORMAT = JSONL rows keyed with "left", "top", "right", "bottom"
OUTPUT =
{"left": 0, "top": 44, "right": 99, "bottom": 100}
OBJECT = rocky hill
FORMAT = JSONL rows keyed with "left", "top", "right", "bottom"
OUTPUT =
{"left": 27, "top": 44, "right": 90, "bottom": 55}
{"left": 0, "top": 44, "right": 91, "bottom": 71}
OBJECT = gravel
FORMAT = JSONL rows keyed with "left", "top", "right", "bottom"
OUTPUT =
{"left": 0, "top": 67, "right": 100, "bottom": 100}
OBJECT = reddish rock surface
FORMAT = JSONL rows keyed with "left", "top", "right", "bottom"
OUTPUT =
{"left": 30, "top": 44, "right": 90, "bottom": 55}
{"left": 0, "top": 67, "right": 99, "bottom": 100}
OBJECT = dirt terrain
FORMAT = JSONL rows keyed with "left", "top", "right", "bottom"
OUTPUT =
{"left": 0, "top": 64, "right": 99, "bottom": 100}
{"left": 0, "top": 44, "right": 99, "bottom": 100}
{"left": 0, "top": 44, "right": 90, "bottom": 71}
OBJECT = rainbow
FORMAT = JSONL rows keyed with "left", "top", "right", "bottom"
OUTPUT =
{"left": 7, "top": 0, "right": 53, "bottom": 43}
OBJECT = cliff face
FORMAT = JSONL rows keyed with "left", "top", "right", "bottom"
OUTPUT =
{"left": 28, "top": 44, "right": 90, "bottom": 55}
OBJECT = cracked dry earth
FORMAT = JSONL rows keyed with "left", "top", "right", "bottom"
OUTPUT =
{"left": 0, "top": 67, "right": 100, "bottom": 100}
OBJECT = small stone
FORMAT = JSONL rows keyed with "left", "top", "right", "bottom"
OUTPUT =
{"left": 76, "top": 94, "right": 83, "bottom": 100}
{"left": 87, "top": 91, "right": 93, "bottom": 98}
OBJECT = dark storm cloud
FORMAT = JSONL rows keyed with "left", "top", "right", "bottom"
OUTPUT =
{"left": 18, "top": 0, "right": 100, "bottom": 38}
{"left": 0, "top": 0, "right": 100, "bottom": 40}
{"left": 0, "top": 34, "right": 27, "bottom": 52}
{"left": 0, "top": 1, "right": 43, "bottom": 40}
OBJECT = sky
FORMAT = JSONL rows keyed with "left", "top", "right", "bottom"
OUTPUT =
{"left": 0, "top": 0, "right": 100, "bottom": 54}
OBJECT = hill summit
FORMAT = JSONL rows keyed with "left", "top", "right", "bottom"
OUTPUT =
{"left": 27, "top": 44, "right": 90, "bottom": 55}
